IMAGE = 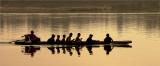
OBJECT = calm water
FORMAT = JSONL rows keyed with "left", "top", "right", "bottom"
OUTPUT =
{"left": 0, "top": 13, "right": 160, "bottom": 66}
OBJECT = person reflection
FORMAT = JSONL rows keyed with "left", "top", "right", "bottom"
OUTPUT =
{"left": 66, "top": 46, "right": 73, "bottom": 56}
{"left": 86, "top": 46, "right": 93, "bottom": 55}
{"left": 56, "top": 46, "right": 60, "bottom": 54}
{"left": 48, "top": 46, "right": 55, "bottom": 54}
{"left": 75, "top": 46, "right": 81, "bottom": 56}
{"left": 22, "top": 46, "right": 40, "bottom": 57}
{"left": 104, "top": 45, "right": 113, "bottom": 55}
{"left": 62, "top": 46, "right": 66, "bottom": 54}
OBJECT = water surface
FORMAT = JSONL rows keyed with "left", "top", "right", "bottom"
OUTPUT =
{"left": 0, "top": 13, "right": 160, "bottom": 66}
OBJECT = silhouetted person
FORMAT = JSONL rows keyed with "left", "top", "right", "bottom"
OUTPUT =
{"left": 75, "top": 33, "right": 82, "bottom": 44}
{"left": 26, "top": 30, "right": 40, "bottom": 43}
{"left": 66, "top": 33, "right": 73, "bottom": 44}
{"left": 48, "top": 46, "right": 55, "bottom": 54}
{"left": 86, "top": 46, "right": 93, "bottom": 55}
{"left": 56, "top": 35, "right": 61, "bottom": 44}
{"left": 104, "top": 34, "right": 113, "bottom": 44}
{"left": 61, "top": 34, "right": 66, "bottom": 44}
{"left": 86, "top": 34, "right": 93, "bottom": 45}
{"left": 104, "top": 45, "right": 113, "bottom": 55}
{"left": 47, "top": 34, "right": 55, "bottom": 44}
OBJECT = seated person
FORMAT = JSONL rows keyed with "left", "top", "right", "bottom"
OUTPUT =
{"left": 47, "top": 34, "right": 55, "bottom": 44}
{"left": 75, "top": 33, "right": 82, "bottom": 43}
{"left": 104, "top": 34, "right": 113, "bottom": 44}
{"left": 25, "top": 30, "right": 40, "bottom": 43}
{"left": 56, "top": 35, "right": 61, "bottom": 44}
{"left": 86, "top": 34, "right": 93, "bottom": 45}
{"left": 61, "top": 34, "right": 66, "bottom": 44}
{"left": 66, "top": 33, "right": 73, "bottom": 44}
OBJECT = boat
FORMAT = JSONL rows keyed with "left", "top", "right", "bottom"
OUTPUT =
{"left": 14, "top": 40, "right": 132, "bottom": 45}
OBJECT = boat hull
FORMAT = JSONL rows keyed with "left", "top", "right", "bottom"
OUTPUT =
{"left": 15, "top": 40, "right": 132, "bottom": 45}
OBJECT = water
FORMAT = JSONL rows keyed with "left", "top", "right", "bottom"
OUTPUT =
{"left": 0, "top": 13, "right": 160, "bottom": 66}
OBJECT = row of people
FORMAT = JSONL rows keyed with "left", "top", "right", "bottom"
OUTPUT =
{"left": 24, "top": 30, "right": 113, "bottom": 44}
{"left": 47, "top": 33, "right": 82, "bottom": 44}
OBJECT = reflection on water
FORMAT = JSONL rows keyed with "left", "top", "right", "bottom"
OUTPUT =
{"left": 104, "top": 45, "right": 113, "bottom": 55}
{"left": 21, "top": 45, "right": 131, "bottom": 57}
{"left": 22, "top": 46, "right": 40, "bottom": 57}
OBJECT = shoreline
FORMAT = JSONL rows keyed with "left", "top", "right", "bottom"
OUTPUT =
{"left": 1, "top": 8, "right": 159, "bottom": 13}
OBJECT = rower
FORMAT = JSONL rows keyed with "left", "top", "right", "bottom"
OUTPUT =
{"left": 47, "top": 34, "right": 55, "bottom": 44}
{"left": 56, "top": 35, "right": 61, "bottom": 44}
{"left": 66, "top": 33, "right": 73, "bottom": 44}
{"left": 61, "top": 34, "right": 66, "bottom": 44}
{"left": 26, "top": 30, "right": 40, "bottom": 43}
{"left": 104, "top": 34, "right": 113, "bottom": 44}
{"left": 86, "top": 34, "right": 93, "bottom": 45}
{"left": 75, "top": 33, "right": 82, "bottom": 44}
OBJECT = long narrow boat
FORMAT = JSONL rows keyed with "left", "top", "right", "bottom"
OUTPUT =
{"left": 15, "top": 40, "right": 132, "bottom": 45}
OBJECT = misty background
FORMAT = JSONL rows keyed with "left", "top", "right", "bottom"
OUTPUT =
{"left": 0, "top": 0, "right": 160, "bottom": 13}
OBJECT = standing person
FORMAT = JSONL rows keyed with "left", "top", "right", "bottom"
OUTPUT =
{"left": 86, "top": 34, "right": 93, "bottom": 45}
{"left": 56, "top": 35, "right": 61, "bottom": 44}
{"left": 27, "top": 30, "right": 40, "bottom": 43}
{"left": 61, "top": 34, "right": 66, "bottom": 44}
{"left": 66, "top": 33, "right": 73, "bottom": 44}
{"left": 47, "top": 34, "right": 55, "bottom": 44}
{"left": 104, "top": 34, "right": 113, "bottom": 44}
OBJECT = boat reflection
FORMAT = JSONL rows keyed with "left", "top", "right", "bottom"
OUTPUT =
{"left": 21, "top": 45, "right": 132, "bottom": 57}
{"left": 21, "top": 46, "right": 40, "bottom": 57}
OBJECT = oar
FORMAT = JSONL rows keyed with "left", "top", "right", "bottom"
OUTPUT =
{"left": 0, "top": 41, "right": 18, "bottom": 44}
{"left": 9, "top": 40, "right": 20, "bottom": 43}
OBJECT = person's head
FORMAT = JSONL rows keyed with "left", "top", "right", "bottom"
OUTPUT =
{"left": 30, "top": 30, "right": 34, "bottom": 34}
{"left": 57, "top": 35, "right": 60, "bottom": 38}
{"left": 77, "top": 33, "right": 81, "bottom": 37}
{"left": 106, "top": 34, "right": 110, "bottom": 37}
{"left": 63, "top": 34, "right": 66, "bottom": 38}
{"left": 51, "top": 34, "right": 55, "bottom": 38}
{"left": 69, "top": 33, "right": 73, "bottom": 37}
{"left": 89, "top": 34, "right": 93, "bottom": 38}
